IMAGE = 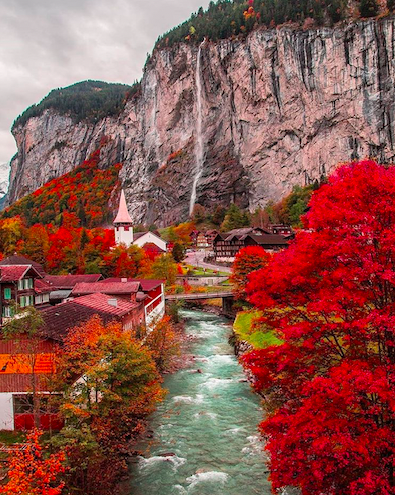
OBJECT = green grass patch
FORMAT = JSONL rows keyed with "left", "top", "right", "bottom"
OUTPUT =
{"left": 184, "top": 264, "right": 229, "bottom": 277}
{"left": 234, "top": 311, "right": 282, "bottom": 349}
{"left": 0, "top": 430, "right": 25, "bottom": 445}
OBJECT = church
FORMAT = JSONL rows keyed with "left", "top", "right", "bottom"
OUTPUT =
{"left": 113, "top": 190, "right": 167, "bottom": 252}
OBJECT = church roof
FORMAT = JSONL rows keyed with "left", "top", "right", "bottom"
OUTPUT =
{"left": 114, "top": 190, "right": 133, "bottom": 224}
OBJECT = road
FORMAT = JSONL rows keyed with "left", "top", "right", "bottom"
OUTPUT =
{"left": 184, "top": 250, "right": 232, "bottom": 274}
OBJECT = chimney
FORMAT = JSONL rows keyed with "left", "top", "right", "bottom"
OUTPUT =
{"left": 108, "top": 298, "right": 118, "bottom": 307}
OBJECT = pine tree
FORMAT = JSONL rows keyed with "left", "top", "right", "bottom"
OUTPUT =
{"left": 388, "top": 0, "right": 395, "bottom": 11}
{"left": 360, "top": 0, "right": 379, "bottom": 17}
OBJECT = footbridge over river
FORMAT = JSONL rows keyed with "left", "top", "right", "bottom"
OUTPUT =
{"left": 165, "top": 291, "right": 234, "bottom": 316}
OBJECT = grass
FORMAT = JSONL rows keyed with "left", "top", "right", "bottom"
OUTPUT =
{"left": 234, "top": 311, "right": 282, "bottom": 349}
{"left": 183, "top": 264, "right": 229, "bottom": 277}
{"left": 0, "top": 430, "right": 25, "bottom": 445}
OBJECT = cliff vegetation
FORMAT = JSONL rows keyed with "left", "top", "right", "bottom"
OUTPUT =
{"left": 12, "top": 80, "right": 135, "bottom": 130}
{"left": 155, "top": 0, "right": 387, "bottom": 49}
{"left": 1, "top": 149, "right": 121, "bottom": 228}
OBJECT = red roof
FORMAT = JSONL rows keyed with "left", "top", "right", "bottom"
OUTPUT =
{"left": 99, "top": 278, "right": 164, "bottom": 292}
{"left": 34, "top": 279, "right": 52, "bottom": 294}
{"left": 43, "top": 274, "right": 103, "bottom": 290}
{"left": 41, "top": 294, "right": 141, "bottom": 341}
{"left": 114, "top": 190, "right": 133, "bottom": 224}
{"left": 73, "top": 293, "right": 140, "bottom": 317}
{"left": 0, "top": 255, "right": 47, "bottom": 277}
{"left": 71, "top": 281, "right": 140, "bottom": 296}
{"left": 0, "top": 265, "right": 42, "bottom": 282}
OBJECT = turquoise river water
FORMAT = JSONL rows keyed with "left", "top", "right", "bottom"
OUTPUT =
{"left": 130, "top": 309, "right": 272, "bottom": 495}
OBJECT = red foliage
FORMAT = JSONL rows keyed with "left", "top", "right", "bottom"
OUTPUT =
{"left": 0, "top": 429, "right": 65, "bottom": 495}
{"left": 230, "top": 245, "right": 271, "bottom": 299}
{"left": 244, "top": 161, "right": 395, "bottom": 494}
{"left": 3, "top": 149, "right": 121, "bottom": 229}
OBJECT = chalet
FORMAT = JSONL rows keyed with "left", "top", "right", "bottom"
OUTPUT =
{"left": 114, "top": 190, "right": 167, "bottom": 252}
{"left": 213, "top": 231, "right": 289, "bottom": 263}
{"left": 0, "top": 265, "right": 43, "bottom": 325}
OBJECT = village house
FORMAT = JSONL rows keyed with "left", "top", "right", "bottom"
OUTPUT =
{"left": 213, "top": 228, "right": 289, "bottom": 263}
{"left": 98, "top": 278, "right": 166, "bottom": 327}
{"left": 0, "top": 264, "right": 44, "bottom": 325}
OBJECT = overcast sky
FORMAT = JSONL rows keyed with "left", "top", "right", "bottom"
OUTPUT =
{"left": 0, "top": 0, "right": 210, "bottom": 165}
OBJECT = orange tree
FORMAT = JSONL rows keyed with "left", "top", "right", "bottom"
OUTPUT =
{"left": 0, "top": 429, "right": 65, "bottom": 495}
{"left": 52, "top": 316, "right": 163, "bottom": 495}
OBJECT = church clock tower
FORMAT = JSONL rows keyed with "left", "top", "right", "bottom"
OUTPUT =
{"left": 113, "top": 190, "right": 133, "bottom": 247}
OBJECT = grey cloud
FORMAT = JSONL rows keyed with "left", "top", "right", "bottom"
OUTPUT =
{"left": 0, "top": 0, "right": 209, "bottom": 164}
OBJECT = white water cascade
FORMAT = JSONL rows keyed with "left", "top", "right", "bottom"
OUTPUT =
{"left": 189, "top": 43, "right": 205, "bottom": 216}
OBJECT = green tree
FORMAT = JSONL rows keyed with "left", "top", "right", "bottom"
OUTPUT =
{"left": 360, "top": 0, "right": 379, "bottom": 17}
{"left": 152, "top": 253, "right": 178, "bottom": 285}
{"left": 54, "top": 317, "right": 164, "bottom": 495}
{"left": 220, "top": 203, "right": 250, "bottom": 232}
{"left": 172, "top": 241, "right": 186, "bottom": 262}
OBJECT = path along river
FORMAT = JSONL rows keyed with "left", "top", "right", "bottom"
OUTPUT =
{"left": 130, "top": 309, "right": 272, "bottom": 495}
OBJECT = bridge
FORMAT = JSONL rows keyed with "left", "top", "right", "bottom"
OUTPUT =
{"left": 165, "top": 291, "right": 233, "bottom": 301}
{"left": 165, "top": 291, "right": 234, "bottom": 316}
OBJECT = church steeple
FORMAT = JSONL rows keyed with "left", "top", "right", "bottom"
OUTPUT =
{"left": 114, "top": 190, "right": 133, "bottom": 247}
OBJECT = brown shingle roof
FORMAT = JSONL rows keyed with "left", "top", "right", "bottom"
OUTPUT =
{"left": 71, "top": 281, "right": 140, "bottom": 296}
{"left": 247, "top": 234, "right": 289, "bottom": 246}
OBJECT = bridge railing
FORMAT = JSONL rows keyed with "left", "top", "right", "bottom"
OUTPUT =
{"left": 165, "top": 291, "right": 233, "bottom": 301}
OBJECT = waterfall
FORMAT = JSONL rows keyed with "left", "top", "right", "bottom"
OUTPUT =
{"left": 189, "top": 43, "right": 205, "bottom": 216}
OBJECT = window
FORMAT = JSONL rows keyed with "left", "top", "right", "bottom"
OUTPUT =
{"left": 43, "top": 294, "right": 49, "bottom": 303}
{"left": 2, "top": 306, "right": 14, "bottom": 318}
{"left": 35, "top": 295, "right": 43, "bottom": 304}
{"left": 19, "top": 296, "right": 26, "bottom": 308}
{"left": 17, "top": 280, "right": 23, "bottom": 290}
{"left": 13, "top": 394, "right": 34, "bottom": 414}
{"left": 28, "top": 278, "right": 33, "bottom": 289}
{"left": 24, "top": 279, "right": 29, "bottom": 290}
{"left": 4, "top": 288, "right": 11, "bottom": 300}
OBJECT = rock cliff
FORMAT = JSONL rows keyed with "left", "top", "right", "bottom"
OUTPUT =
{"left": 7, "top": 17, "right": 395, "bottom": 225}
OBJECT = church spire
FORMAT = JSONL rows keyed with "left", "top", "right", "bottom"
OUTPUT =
{"left": 114, "top": 190, "right": 133, "bottom": 224}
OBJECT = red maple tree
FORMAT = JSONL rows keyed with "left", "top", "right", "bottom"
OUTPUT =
{"left": 230, "top": 245, "right": 271, "bottom": 299}
{"left": 244, "top": 160, "right": 395, "bottom": 494}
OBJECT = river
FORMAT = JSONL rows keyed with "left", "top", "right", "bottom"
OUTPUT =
{"left": 130, "top": 309, "right": 271, "bottom": 495}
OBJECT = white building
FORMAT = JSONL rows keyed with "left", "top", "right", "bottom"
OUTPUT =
{"left": 114, "top": 190, "right": 167, "bottom": 252}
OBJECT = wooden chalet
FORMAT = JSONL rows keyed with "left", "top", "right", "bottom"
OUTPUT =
{"left": 213, "top": 227, "right": 289, "bottom": 263}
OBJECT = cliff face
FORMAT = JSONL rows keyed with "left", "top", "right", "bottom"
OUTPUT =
{"left": 7, "top": 18, "right": 395, "bottom": 225}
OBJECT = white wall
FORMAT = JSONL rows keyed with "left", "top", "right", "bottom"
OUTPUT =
{"left": 0, "top": 393, "right": 14, "bottom": 430}
{"left": 115, "top": 226, "right": 134, "bottom": 248}
{"left": 133, "top": 232, "right": 167, "bottom": 252}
